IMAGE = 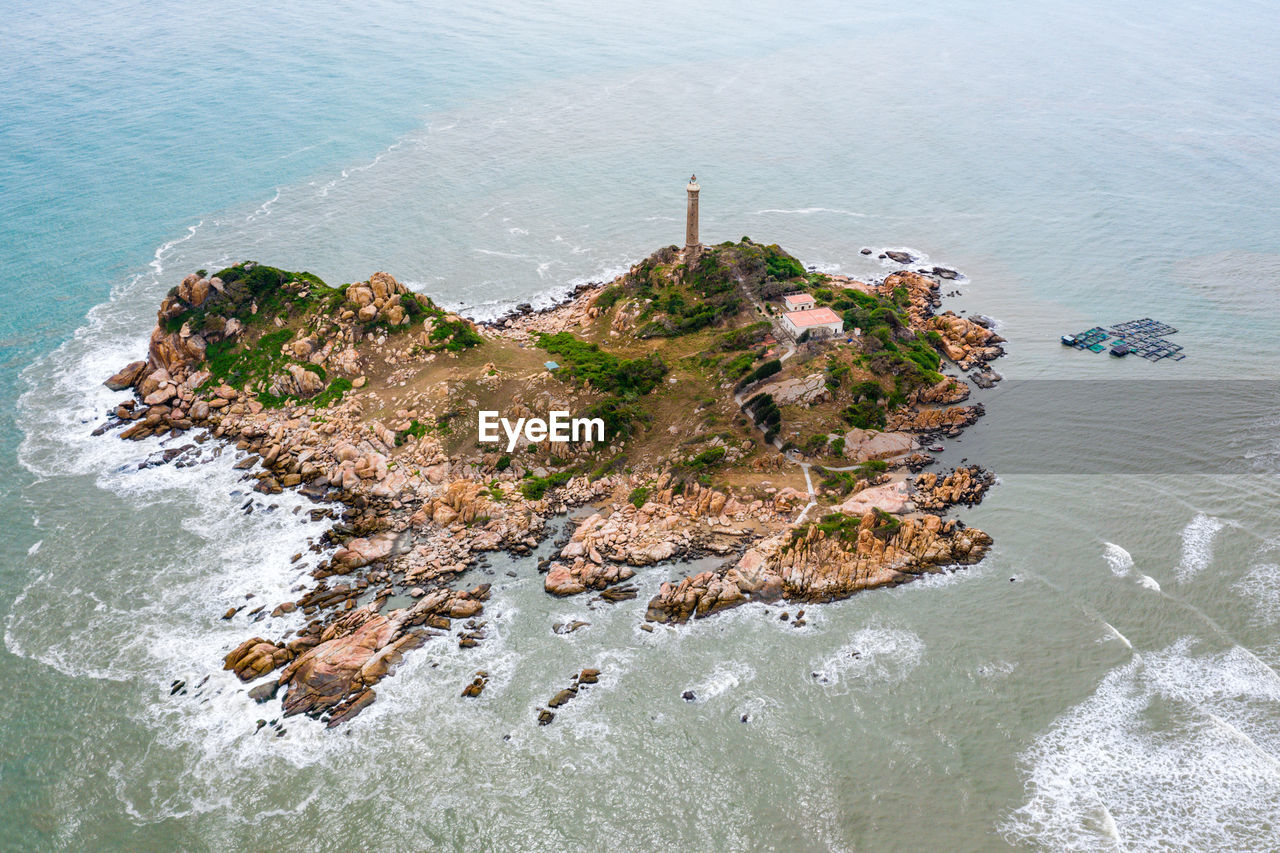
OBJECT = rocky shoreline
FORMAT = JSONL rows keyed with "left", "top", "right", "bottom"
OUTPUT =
{"left": 101, "top": 244, "right": 1005, "bottom": 728}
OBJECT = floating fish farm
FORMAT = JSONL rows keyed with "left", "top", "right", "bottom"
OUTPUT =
{"left": 1060, "top": 318, "right": 1185, "bottom": 361}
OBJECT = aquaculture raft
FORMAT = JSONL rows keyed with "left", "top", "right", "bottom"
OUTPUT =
{"left": 1060, "top": 317, "right": 1185, "bottom": 361}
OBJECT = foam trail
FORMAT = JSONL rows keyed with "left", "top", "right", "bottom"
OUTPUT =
{"left": 1102, "top": 542, "right": 1133, "bottom": 577}
{"left": 27, "top": 540, "right": 41, "bottom": 556}
{"left": 1103, "top": 542, "right": 1161, "bottom": 591}
{"left": 809, "top": 626, "right": 924, "bottom": 695}
{"left": 751, "top": 207, "right": 867, "bottom": 217}
{"left": 1102, "top": 622, "right": 1132, "bottom": 650}
{"left": 1001, "top": 639, "right": 1280, "bottom": 851}
{"left": 1233, "top": 563, "right": 1280, "bottom": 625}
{"left": 245, "top": 187, "right": 281, "bottom": 222}
{"left": 1176, "top": 512, "right": 1229, "bottom": 582}
{"left": 685, "top": 661, "right": 755, "bottom": 702}
{"left": 149, "top": 220, "right": 202, "bottom": 277}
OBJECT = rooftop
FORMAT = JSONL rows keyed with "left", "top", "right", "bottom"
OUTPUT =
{"left": 783, "top": 293, "right": 814, "bottom": 307}
{"left": 784, "top": 306, "right": 842, "bottom": 327}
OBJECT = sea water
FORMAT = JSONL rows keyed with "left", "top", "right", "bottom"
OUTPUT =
{"left": 3, "top": 0, "right": 1280, "bottom": 849}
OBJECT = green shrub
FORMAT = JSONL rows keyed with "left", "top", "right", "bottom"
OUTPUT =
{"left": 520, "top": 469, "right": 574, "bottom": 500}
{"left": 851, "top": 379, "right": 884, "bottom": 401}
{"left": 716, "top": 321, "right": 771, "bottom": 351}
{"left": 580, "top": 397, "right": 650, "bottom": 442}
{"left": 721, "top": 351, "right": 758, "bottom": 378}
{"left": 395, "top": 419, "right": 430, "bottom": 446}
{"left": 688, "top": 446, "right": 727, "bottom": 469}
{"left": 537, "top": 332, "right": 667, "bottom": 397}
{"left": 803, "top": 433, "right": 829, "bottom": 455}
{"left": 737, "top": 358, "right": 781, "bottom": 389}
{"left": 202, "top": 328, "right": 294, "bottom": 393}
{"left": 764, "top": 247, "right": 805, "bottom": 281}
{"left": 841, "top": 399, "right": 886, "bottom": 430}
{"left": 818, "top": 470, "right": 858, "bottom": 496}
{"left": 312, "top": 377, "right": 352, "bottom": 408}
{"left": 429, "top": 316, "right": 483, "bottom": 351}
{"left": 629, "top": 486, "right": 651, "bottom": 508}
{"left": 595, "top": 285, "right": 623, "bottom": 309}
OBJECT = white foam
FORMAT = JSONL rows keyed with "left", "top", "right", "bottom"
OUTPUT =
{"left": 434, "top": 261, "right": 632, "bottom": 324}
{"left": 26, "top": 540, "right": 41, "bottom": 555}
{"left": 1233, "top": 563, "right": 1280, "bottom": 625}
{"left": 685, "top": 661, "right": 755, "bottom": 701}
{"left": 1001, "top": 638, "right": 1280, "bottom": 851}
{"left": 314, "top": 138, "right": 404, "bottom": 197}
{"left": 245, "top": 187, "right": 281, "bottom": 222}
{"left": 1103, "top": 542, "right": 1161, "bottom": 591}
{"left": 751, "top": 207, "right": 867, "bottom": 217}
{"left": 4, "top": 448, "right": 333, "bottom": 685}
{"left": 809, "top": 625, "right": 925, "bottom": 694}
{"left": 1102, "top": 542, "right": 1133, "bottom": 577}
{"left": 877, "top": 246, "right": 930, "bottom": 266}
{"left": 1176, "top": 512, "right": 1230, "bottom": 582}
{"left": 149, "top": 220, "right": 203, "bottom": 278}
{"left": 1102, "top": 622, "right": 1133, "bottom": 650}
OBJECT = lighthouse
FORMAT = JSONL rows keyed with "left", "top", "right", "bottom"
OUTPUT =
{"left": 685, "top": 174, "right": 700, "bottom": 249}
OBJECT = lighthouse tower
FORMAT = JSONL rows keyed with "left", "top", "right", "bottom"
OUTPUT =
{"left": 685, "top": 174, "right": 700, "bottom": 249}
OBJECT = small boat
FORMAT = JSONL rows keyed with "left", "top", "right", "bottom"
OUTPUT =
{"left": 928, "top": 445, "right": 944, "bottom": 452}
{"left": 1109, "top": 344, "right": 1129, "bottom": 357}
{"left": 1060, "top": 335, "right": 1077, "bottom": 346}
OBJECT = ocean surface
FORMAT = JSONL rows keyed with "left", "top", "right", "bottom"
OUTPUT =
{"left": 3, "top": 0, "right": 1280, "bottom": 849}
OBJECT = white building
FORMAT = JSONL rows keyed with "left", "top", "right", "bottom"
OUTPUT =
{"left": 781, "top": 306, "right": 844, "bottom": 338}
{"left": 783, "top": 293, "right": 815, "bottom": 312}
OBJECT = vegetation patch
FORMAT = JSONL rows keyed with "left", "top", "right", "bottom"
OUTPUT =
{"left": 744, "top": 392, "right": 782, "bottom": 445}
{"left": 395, "top": 419, "right": 430, "bottom": 446}
{"left": 687, "top": 446, "right": 727, "bottom": 470}
{"left": 312, "top": 377, "right": 353, "bottom": 409}
{"left": 736, "top": 358, "right": 781, "bottom": 390}
{"left": 537, "top": 332, "right": 667, "bottom": 397}
{"left": 520, "top": 469, "right": 575, "bottom": 500}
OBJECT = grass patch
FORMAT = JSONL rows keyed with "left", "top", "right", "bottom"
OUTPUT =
{"left": 395, "top": 419, "right": 430, "bottom": 446}
{"left": 312, "top": 377, "right": 353, "bottom": 408}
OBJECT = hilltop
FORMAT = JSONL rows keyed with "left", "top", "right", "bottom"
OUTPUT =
{"left": 102, "top": 238, "right": 1005, "bottom": 727}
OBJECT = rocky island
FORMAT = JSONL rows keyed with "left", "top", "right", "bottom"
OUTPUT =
{"left": 102, "top": 238, "right": 1005, "bottom": 727}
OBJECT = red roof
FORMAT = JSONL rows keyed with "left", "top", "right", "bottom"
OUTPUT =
{"left": 783, "top": 293, "right": 813, "bottom": 307}
{"left": 784, "top": 307, "right": 842, "bottom": 327}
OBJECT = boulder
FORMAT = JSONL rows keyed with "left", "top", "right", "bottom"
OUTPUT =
{"left": 104, "top": 361, "right": 147, "bottom": 391}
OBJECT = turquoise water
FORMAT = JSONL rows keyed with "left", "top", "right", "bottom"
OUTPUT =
{"left": 4, "top": 1, "right": 1280, "bottom": 849}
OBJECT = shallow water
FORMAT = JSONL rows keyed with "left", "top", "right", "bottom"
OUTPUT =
{"left": 3, "top": 0, "right": 1280, "bottom": 849}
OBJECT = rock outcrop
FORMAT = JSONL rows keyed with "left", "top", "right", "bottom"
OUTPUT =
{"left": 912, "top": 466, "right": 995, "bottom": 511}
{"left": 887, "top": 404, "right": 982, "bottom": 436}
{"left": 841, "top": 428, "right": 917, "bottom": 462}
{"left": 926, "top": 312, "right": 1005, "bottom": 370}
{"left": 645, "top": 511, "right": 991, "bottom": 623}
